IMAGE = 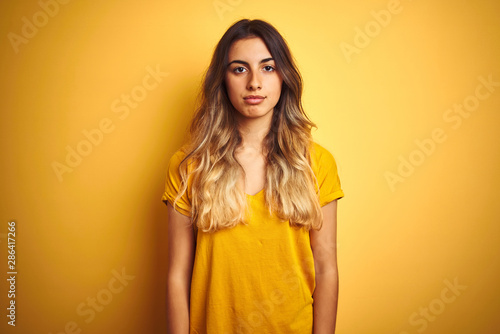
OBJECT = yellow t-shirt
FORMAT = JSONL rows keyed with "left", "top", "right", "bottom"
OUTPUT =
{"left": 162, "top": 142, "right": 344, "bottom": 334}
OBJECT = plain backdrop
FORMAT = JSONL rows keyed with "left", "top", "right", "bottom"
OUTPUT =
{"left": 1, "top": 0, "right": 499, "bottom": 333}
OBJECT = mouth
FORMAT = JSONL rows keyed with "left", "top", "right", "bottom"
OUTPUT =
{"left": 243, "top": 95, "right": 266, "bottom": 105}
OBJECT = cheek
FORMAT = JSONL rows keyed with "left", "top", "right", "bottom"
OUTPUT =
{"left": 224, "top": 78, "right": 240, "bottom": 108}
{"left": 225, "top": 77, "right": 239, "bottom": 97}
{"left": 272, "top": 78, "right": 283, "bottom": 98}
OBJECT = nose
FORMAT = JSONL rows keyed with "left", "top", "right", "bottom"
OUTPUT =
{"left": 247, "top": 71, "right": 262, "bottom": 90}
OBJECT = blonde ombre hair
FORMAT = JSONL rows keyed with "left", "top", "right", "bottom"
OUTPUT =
{"left": 175, "top": 19, "right": 323, "bottom": 232}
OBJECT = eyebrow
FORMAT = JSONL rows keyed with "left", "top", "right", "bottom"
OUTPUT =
{"left": 227, "top": 57, "right": 274, "bottom": 67}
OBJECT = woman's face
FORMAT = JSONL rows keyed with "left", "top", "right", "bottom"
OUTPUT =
{"left": 225, "top": 37, "right": 283, "bottom": 123}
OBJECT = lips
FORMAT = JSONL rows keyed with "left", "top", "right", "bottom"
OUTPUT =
{"left": 243, "top": 95, "right": 266, "bottom": 105}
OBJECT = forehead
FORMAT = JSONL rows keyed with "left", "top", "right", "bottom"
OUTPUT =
{"left": 227, "top": 37, "right": 272, "bottom": 61}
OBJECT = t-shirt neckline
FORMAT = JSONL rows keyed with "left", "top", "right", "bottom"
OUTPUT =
{"left": 245, "top": 188, "right": 264, "bottom": 197}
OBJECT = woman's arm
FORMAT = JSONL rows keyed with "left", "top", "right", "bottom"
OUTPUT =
{"left": 310, "top": 200, "right": 339, "bottom": 334}
{"left": 166, "top": 202, "right": 195, "bottom": 334}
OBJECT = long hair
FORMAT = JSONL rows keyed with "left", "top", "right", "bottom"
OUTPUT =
{"left": 175, "top": 19, "right": 323, "bottom": 232}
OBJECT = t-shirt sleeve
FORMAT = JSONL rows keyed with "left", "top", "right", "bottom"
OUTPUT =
{"left": 312, "top": 143, "right": 344, "bottom": 206}
{"left": 162, "top": 150, "right": 192, "bottom": 217}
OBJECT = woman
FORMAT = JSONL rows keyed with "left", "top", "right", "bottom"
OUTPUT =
{"left": 163, "top": 19, "right": 344, "bottom": 334}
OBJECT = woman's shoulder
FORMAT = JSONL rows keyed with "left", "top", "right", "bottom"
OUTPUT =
{"left": 310, "top": 141, "right": 342, "bottom": 181}
{"left": 310, "top": 141, "right": 344, "bottom": 201}
{"left": 166, "top": 147, "right": 195, "bottom": 182}
{"left": 168, "top": 146, "right": 190, "bottom": 167}
{"left": 310, "top": 142, "right": 336, "bottom": 165}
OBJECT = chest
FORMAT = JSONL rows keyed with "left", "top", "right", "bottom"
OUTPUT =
{"left": 235, "top": 150, "right": 266, "bottom": 195}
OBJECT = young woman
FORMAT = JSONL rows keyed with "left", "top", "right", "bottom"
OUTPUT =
{"left": 163, "top": 19, "right": 344, "bottom": 334}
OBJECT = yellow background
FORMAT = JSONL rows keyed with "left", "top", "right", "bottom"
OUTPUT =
{"left": 1, "top": 0, "right": 499, "bottom": 333}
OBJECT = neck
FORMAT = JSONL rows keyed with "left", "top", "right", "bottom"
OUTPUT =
{"left": 236, "top": 114, "right": 272, "bottom": 150}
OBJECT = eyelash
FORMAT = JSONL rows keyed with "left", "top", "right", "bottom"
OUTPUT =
{"left": 232, "top": 65, "right": 276, "bottom": 74}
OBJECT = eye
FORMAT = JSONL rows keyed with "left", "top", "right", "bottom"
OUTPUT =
{"left": 263, "top": 65, "right": 275, "bottom": 72}
{"left": 233, "top": 66, "right": 247, "bottom": 74}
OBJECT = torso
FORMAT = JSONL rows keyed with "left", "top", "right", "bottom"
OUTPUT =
{"left": 190, "top": 190, "right": 316, "bottom": 334}
{"left": 164, "top": 142, "right": 345, "bottom": 333}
